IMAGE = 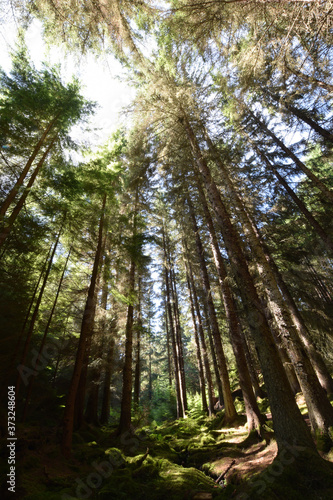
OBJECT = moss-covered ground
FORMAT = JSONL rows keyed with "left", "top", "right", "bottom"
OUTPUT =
{"left": 1, "top": 406, "right": 333, "bottom": 499}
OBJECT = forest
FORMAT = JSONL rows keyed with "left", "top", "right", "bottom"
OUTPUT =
{"left": 1, "top": 1, "right": 333, "bottom": 499}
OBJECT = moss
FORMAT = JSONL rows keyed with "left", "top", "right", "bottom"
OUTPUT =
{"left": 314, "top": 428, "right": 333, "bottom": 453}
{"left": 239, "top": 450, "right": 333, "bottom": 499}
{"left": 104, "top": 446, "right": 126, "bottom": 465}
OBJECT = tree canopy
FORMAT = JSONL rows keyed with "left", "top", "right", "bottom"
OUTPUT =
{"left": 1, "top": 2, "right": 333, "bottom": 499}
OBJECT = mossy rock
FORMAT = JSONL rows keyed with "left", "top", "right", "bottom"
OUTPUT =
{"left": 104, "top": 446, "right": 126, "bottom": 466}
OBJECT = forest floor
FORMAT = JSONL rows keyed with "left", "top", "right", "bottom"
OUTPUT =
{"left": 2, "top": 400, "right": 333, "bottom": 500}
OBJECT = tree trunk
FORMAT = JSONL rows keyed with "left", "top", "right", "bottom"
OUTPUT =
{"left": 284, "top": 63, "right": 333, "bottom": 93}
{"left": 0, "top": 116, "right": 59, "bottom": 219}
{"left": 169, "top": 262, "right": 188, "bottom": 413}
{"left": 204, "top": 124, "right": 333, "bottom": 442}
{"left": 133, "top": 278, "right": 142, "bottom": 407}
{"left": 253, "top": 143, "right": 333, "bottom": 252}
{"left": 16, "top": 223, "right": 63, "bottom": 396}
{"left": 61, "top": 194, "right": 106, "bottom": 457}
{"left": 186, "top": 195, "right": 237, "bottom": 423}
{"left": 165, "top": 301, "right": 173, "bottom": 388}
{"left": 267, "top": 91, "right": 333, "bottom": 144}
{"left": 22, "top": 246, "right": 72, "bottom": 421}
{"left": 249, "top": 111, "right": 333, "bottom": 203}
{"left": 163, "top": 226, "right": 184, "bottom": 418}
{"left": 0, "top": 139, "right": 56, "bottom": 249}
{"left": 117, "top": 188, "right": 139, "bottom": 435}
{"left": 100, "top": 335, "right": 115, "bottom": 425}
{"left": 182, "top": 113, "right": 317, "bottom": 453}
{"left": 193, "top": 181, "right": 264, "bottom": 431}
{"left": 184, "top": 256, "right": 208, "bottom": 414}
{"left": 5, "top": 244, "right": 53, "bottom": 385}
{"left": 252, "top": 219, "right": 333, "bottom": 395}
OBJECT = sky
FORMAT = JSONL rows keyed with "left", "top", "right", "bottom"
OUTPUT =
{"left": 0, "top": 15, "right": 137, "bottom": 148}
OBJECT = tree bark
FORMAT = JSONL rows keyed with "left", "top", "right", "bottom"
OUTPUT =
{"left": 204, "top": 124, "right": 333, "bottom": 440}
{"left": 193, "top": 181, "right": 265, "bottom": 431}
{"left": 0, "top": 116, "right": 59, "bottom": 219}
{"left": 163, "top": 225, "right": 184, "bottom": 418}
{"left": 182, "top": 113, "right": 316, "bottom": 453}
{"left": 253, "top": 142, "right": 333, "bottom": 252}
{"left": 133, "top": 278, "right": 142, "bottom": 406}
{"left": 267, "top": 90, "right": 333, "bottom": 144}
{"left": 0, "top": 139, "right": 56, "bottom": 249}
{"left": 249, "top": 110, "right": 333, "bottom": 203}
{"left": 61, "top": 194, "right": 106, "bottom": 457}
{"left": 16, "top": 223, "right": 63, "bottom": 396}
{"left": 184, "top": 255, "right": 208, "bottom": 414}
{"left": 186, "top": 195, "right": 237, "bottom": 422}
{"left": 22, "top": 246, "right": 72, "bottom": 421}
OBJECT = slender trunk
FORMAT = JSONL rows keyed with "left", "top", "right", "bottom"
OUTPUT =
{"left": 117, "top": 189, "right": 138, "bottom": 435}
{"left": 193, "top": 182, "right": 264, "bottom": 430}
{"left": 267, "top": 91, "right": 333, "bottom": 144}
{"left": 184, "top": 256, "right": 208, "bottom": 414}
{"left": 204, "top": 125, "right": 333, "bottom": 440}
{"left": 100, "top": 332, "right": 115, "bottom": 425}
{"left": 6, "top": 245, "right": 52, "bottom": 383}
{"left": 16, "top": 223, "right": 63, "bottom": 396}
{"left": 0, "top": 116, "right": 59, "bottom": 219}
{"left": 22, "top": 246, "right": 72, "bottom": 421}
{"left": 187, "top": 262, "right": 215, "bottom": 416}
{"left": 284, "top": 64, "right": 333, "bottom": 93}
{"left": 249, "top": 111, "right": 333, "bottom": 203}
{"left": 61, "top": 194, "right": 106, "bottom": 457}
{"left": 169, "top": 263, "right": 187, "bottom": 413}
{"left": 163, "top": 226, "right": 184, "bottom": 418}
{"left": 0, "top": 139, "right": 56, "bottom": 249}
{"left": 241, "top": 330, "right": 266, "bottom": 399}
{"left": 182, "top": 113, "right": 316, "bottom": 452}
{"left": 165, "top": 301, "right": 173, "bottom": 388}
{"left": 202, "top": 296, "right": 224, "bottom": 405}
{"left": 186, "top": 196, "right": 237, "bottom": 422}
{"left": 253, "top": 143, "right": 333, "bottom": 252}
{"left": 133, "top": 279, "right": 142, "bottom": 406}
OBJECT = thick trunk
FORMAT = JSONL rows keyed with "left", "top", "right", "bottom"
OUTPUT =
{"left": 186, "top": 196, "right": 237, "bottom": 422}
{"left": 61, "top": 194, "right": 106, "bottom": 457}
{"left": 182, "top": 114, "right": 316, "bottom": 452}
{"left": 250, "top": 216, "right": 333, "bottom": 395}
